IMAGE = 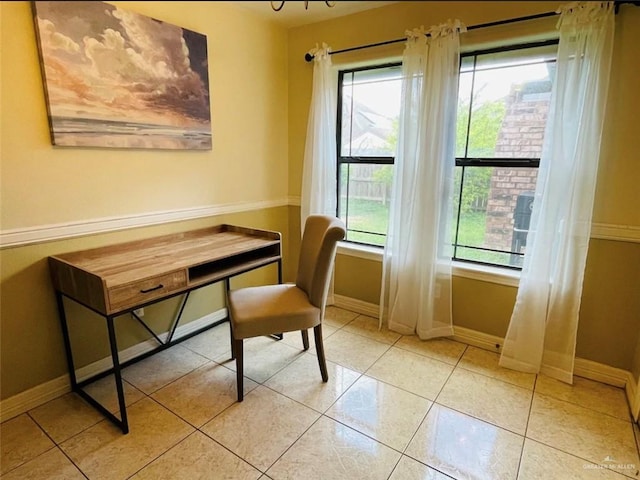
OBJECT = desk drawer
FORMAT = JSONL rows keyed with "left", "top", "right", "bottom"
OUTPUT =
{"left": 108, "top": 271, "right": 187, "bottom": 313}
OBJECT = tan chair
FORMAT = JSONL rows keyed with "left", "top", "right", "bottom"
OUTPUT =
{"left": 227, "top": 215, "right": 346, "bottom": 402}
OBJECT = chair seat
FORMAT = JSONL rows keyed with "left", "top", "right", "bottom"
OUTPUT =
{"left": 228, "top": 284, "right": 321, "bottom": 339}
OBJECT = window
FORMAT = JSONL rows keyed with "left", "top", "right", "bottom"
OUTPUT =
{"left": 454, "top": 40, "right": 557, "bottom": 268}
{"left": 337, "top": 63, "right": 402, "bottom": 246}
{"left": 336, "top": 40, "right": 558, "bottom": 269}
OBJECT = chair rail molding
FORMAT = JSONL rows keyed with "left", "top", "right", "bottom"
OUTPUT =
{"left": 0, "top": 199, "right": 289, "bottom": 249}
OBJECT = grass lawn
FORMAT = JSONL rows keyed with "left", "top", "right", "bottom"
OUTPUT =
{"left": 342, "top": 198, "right": 519, "bottom": 267}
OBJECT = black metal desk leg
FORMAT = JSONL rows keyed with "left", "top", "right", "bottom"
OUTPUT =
{"left": 55, "top": 292, "right": 78, "bottom": 390}
{"left": 277, "top": 259, "right": 282, "bottom": 284}
{"left": 106, "top": 316, "right": 129, "bottom": 434}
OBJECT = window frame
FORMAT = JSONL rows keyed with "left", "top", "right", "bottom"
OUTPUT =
{"left": 336, "top": 62, "right": 402, "bottom": 247}
{"left": 453, "top": 39, "right": 558, "bottom": 270}
{"left": 335, "top": 39, "right": 559, "bottom": 270}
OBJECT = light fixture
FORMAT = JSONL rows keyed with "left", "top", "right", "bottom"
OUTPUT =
{"left": 270, "top": 1, "right": 336, "bottom": 12}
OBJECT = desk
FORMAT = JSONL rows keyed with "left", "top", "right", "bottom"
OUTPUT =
{"left": 49, "top": 224, "right": 281, "bottom": 433}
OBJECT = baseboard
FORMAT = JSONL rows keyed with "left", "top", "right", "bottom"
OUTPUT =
{"left": 334, "top": 294, "right": 380, "bottom": 318}
{"left": 627, "top": 372, "right": 640, "bottom": 422}
{"left": 0, "top": 376, "right": 70, "bottom": 424}
{"left": 1, "top": 299, "right": 634, "bottom": 423}
{"left": 0, "top": 309, "right": 227, "bottom": 423}
{"left": 452, "top": 326, "right": 503, "bottom": 353}
{"left": 573, "top": 357, "right": 628, "bottom": 388}
{"left": 333, "top": 295, "right": 632, "bottom": 391}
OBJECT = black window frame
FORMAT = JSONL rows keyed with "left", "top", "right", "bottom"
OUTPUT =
{"left": 453, "top": 39, "right": 558, "bottom": 270}
{"left": 335, "top": 39, "right": 559, "bottom": 270}
{"left": 336, "top": 62, "right": 402, "bottom": 247}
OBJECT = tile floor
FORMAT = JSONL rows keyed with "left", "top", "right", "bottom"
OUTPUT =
{"left": 2, "top": 306, "right": 639, "bottom": 479}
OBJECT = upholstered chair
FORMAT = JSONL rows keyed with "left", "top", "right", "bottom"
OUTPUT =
{"left": 227, "top": 215, "right": 346, "bottom": 401}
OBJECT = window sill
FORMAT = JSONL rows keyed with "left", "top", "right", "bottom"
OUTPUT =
{"left": 336, "top": 241, "right": 520, "bottom": 287}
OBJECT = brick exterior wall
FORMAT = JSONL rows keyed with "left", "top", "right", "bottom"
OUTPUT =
{"left": 484, "top": 83, "right": 551, "bottom": 255}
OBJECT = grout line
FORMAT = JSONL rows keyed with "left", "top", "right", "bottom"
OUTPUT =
{"left": 9, "top": 306, "right": 635, "bottom": 479}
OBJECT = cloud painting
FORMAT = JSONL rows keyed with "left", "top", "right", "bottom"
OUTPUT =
{"left": 32, "top": 1, "right": 212, "bottom": 150}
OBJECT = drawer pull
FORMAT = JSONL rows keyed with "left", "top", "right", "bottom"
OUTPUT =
{"left": 140, "top": 284, "right": 164, "bottom": 294}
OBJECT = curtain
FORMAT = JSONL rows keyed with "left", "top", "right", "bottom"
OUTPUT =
{"left": 301, "top": 43, "right": 338, "bottom": 304}
{"left": 499, "top": 1, "right": 615, "bottom": 383}
{"left": 379, "top": 21, "right": 464, "bottom": 339}
{"left": 301, "top": 43, "right": 337, "bottom": 228}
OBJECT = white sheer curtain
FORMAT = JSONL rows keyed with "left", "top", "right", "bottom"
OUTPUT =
{"left": 380, "top": 22, "right": 464, "bottom": 338}
{"left": 499, "top": 1, "right": 615, "bottom": 383}
{"left": 301, "top": 43, "right": 337, "bottom": 228}
{"left": 301, "top": 43, "right": 337, "bottom": 303}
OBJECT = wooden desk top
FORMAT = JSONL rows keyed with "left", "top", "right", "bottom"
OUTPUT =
{"left": 49, "top": 224, "right": 281, "bottom": 316}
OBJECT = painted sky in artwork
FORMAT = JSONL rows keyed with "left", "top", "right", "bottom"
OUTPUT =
{"left": 33, "top": 1, "right": 211, "bottom": 129}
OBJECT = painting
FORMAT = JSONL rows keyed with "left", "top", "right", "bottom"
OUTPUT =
{"left": 31, "top": 1, "right": 212, "bottom": 150}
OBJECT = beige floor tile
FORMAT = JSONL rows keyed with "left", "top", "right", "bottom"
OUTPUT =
{"left": 267, "top": 415, "right": 400, "bottom": 480}
{"left": 0, "top": 414, "right": 54, "bottom": 475}
{"left": 121, "top": 344, "right": 209, "bottom": 394}
{"left": 535, "top": 375, "right": 631, "bottom": 421}
{"left": 437, "top": 368, "right": 532, "bottom": 435}
{"left": 323, "top": 306, "right": 359, "bottom": 327}
{"left": 29, "top": 377, "right": 143, "bottom": 444}
{"left": 216, "top": 336, "right": 305, "bottom": 383}
{"left": 130, "top": 431, "right": 261, "bottom": 479}
{"left": 152, "top": 361, "right": 258, "bottom": 427}
{"left": 459, "top": 346, "right": 536, "bottom": 390}
{"left": 60, "top": 397, "right": 193, "bottom": 480}
{"left": 389, "top": 456, "right": 452, "bottom": 480}
{"left": 1, "top": 447, "right": 85, "bottom": 480}
{"left": 366, "top": 347, "right": 454, "bottom": 400}
{"left": 518, "top": 439, "right": 628, "bottom": 480}
{"left": 528, "top": 394, "right": 639, "bottom": 478}
{"left": 326, "top": 375, "right": 431, "bottom": 451}
{"left": 343, "top": 315, "right": 402, "bottom": 345}
{"left": 406, "top": 403, "right": 524, "bottom": 480}
{"left": 280, "top": 323, "right": 338, "bottom": 350}
{"left": 322, "top": 329, "right": 390, "bottom": 372}
{"left": 82, "top": 375, "right": 145, "bottom": 414}
{"left": 265, "top": 353, "right": 360, "bottom": 412}
{"left": 28, "top": 392, "right": 104, "bottom": 444}
{"left": 395, "top": 336, "right": 466, "bottom": 365}
{"left": 201, "top": 386, "right": 319, "bottom": 471}
{"left": 180, "top": 322, "right": 233, "bottom": 361}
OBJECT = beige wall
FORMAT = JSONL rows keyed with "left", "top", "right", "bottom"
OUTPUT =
{"left": 0, "top": 2, "right": 290, "bottom": 400}
{"left": 1, "top": 1, "right": 289, "bottom": 230}
{"left": 1, "top": 1, "right": 639, "bottom": 403}
{"left": 288, "top": 2, "right": 640, "bottom": 370}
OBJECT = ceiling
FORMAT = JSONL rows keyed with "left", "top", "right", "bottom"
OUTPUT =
{"left": 232, "top": 1, "right": 399, "bottom": 28}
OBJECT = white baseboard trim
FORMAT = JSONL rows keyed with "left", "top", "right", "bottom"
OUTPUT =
{"left": 334, "top": 294, "right": 380, "bottom": 318}
{"left": 0, "top": 309, "right": 227, "bottom": 423}
{"left": 333, "top": 295, "right": 633, "bottom": 391}
{"left": 626, "top": 372, "right": 640, "bottom": 422}
{"left": 0, "top": 199, "right": 288, "bottom": 249}
{"left": 1, "top": 298, "right": 635, "bottom": 423}
{"left": 452, "top": 326, "right": 504, "bottom": 353}
{"left": 573, "top": 357, "right": 629, "bottom": 388}
{"left": 0, "top": 376, "right": 70, "bottom": 424}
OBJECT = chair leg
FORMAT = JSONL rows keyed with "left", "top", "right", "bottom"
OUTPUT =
{"left": 233, "top": 338, "right": 244, "bottom": 402}
{"left": 313, "top": 325, "right": 328, "bottom": 382}
{"left": 301, "top": 329, "right": 309, "bottom": 350}
{"left": 230, "top": 329, "right": 236, "bottom": 360}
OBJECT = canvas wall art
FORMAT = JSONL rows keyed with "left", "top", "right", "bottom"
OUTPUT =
{"left": 32, "top": 1, "right": 212, "bottom": 150}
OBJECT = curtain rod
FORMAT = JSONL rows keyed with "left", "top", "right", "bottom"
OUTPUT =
{"left": 304, "top": 1, "right": 639, "bottom": 62}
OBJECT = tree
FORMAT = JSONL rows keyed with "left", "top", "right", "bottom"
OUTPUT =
{"left": 455, "top": 97, "right": 506, "bottom": 213}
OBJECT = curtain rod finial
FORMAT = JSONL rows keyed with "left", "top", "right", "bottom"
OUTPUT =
{"left": 305, "top": 52, "right": 314, "bottom": 62}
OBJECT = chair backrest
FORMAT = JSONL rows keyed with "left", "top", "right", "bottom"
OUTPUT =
{"left": 295, "top": 215, "right": 346, "bottom": 309}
